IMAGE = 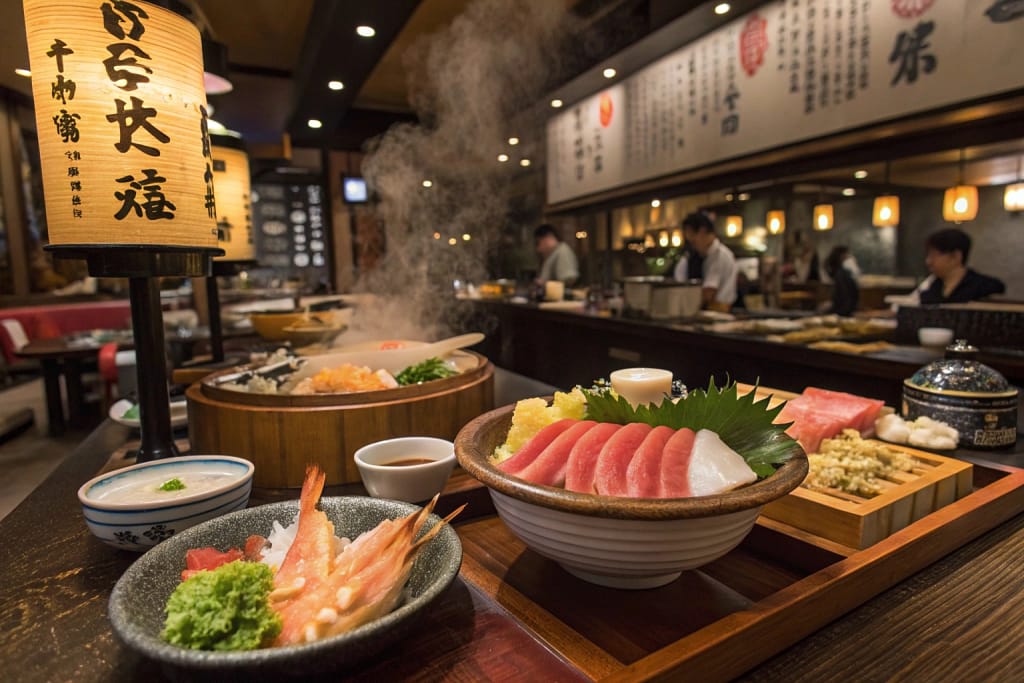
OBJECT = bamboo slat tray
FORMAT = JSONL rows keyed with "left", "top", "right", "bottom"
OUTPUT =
{"left": 736, "top": 383, "right": 974, "bottom": 549}
{"left": 453, "top": 461, "right": 1024, "bottom": 682}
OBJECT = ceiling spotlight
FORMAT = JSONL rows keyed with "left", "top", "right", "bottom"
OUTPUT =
{"left": 14, "top": 68, "right": 31, "bottom": 78}
{"left": 738, "top": 192, "right": 751, "bottom": 201}
{"left": 422, "top": 180, "right": 433, "bottom": 188}
{"left": 356, "top": 25, "right": 376, "bottom": 38}
{"left": 447, "top": 237, "right": 457, "bottom": 245}
{"left": 328, "top": 80, "right": 344, "bottom": 91}
{"left": 497, "top": 153, "right": 509, "bottom": 162}
{"left": 602, "top": 67, "right": 617, "bottom": 79}
{"left": 508, "top": 137, "right": 520, "bottom": 146}
{"left": 651, "top": 199, "right": 661, "bottom": 208}
{"left": 842, "top": 187, "right": 856, "bottom": 196}
{"left": 519, "top": 159, "right": 531, "bottom": 167}
{"left": 307, "top": 118, "right": 323, "bottom": 129}
{"left": 461, "top": 233, "right": 471, "bottom": 241}
{"left": 433, "top": 232, "right": 441, "bottom": 240}
{"left": 725, "top": 193, "right": 734, "bottom": 202}
{"left": 854, "top": 169, "right": 868, "bottom": 179}
{"left": 550, "top": 99, "right": 563, "bottom": 108}
{"left": 714, "top": 3, "right": 731, "bottom": 15}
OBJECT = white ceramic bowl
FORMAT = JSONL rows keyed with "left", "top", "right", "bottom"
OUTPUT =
{"left": 355, "top": 437, "right": 456, "bottom": 503}
{"left": 109, "top": 398, "right": 188, "bottom": 429}
{"left": 78, "top": 455, "right": 254, "bottom": 551}
{"left": 918, "top": 327, "right": 954, "bottom": 347}
{"left": 456, "top": 405, "right": 807, "bottom": 589}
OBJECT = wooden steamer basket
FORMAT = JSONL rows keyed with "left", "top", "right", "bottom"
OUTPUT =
{"left": 187, "top": 352, "right": 494, "bottom": 488}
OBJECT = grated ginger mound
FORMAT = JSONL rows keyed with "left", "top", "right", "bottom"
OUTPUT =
{"left": 492, "top": 388, "right": 587, "bottom": 463}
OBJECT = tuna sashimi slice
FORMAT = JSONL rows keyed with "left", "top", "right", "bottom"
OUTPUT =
{"left": 687, "top": 429, "right": 757, "bottom": 496}
{"left": 593, "top": 423, "right": 652, "bottom": 497}
{"left": 802, "top": 387, "right": 885, "bottom": 433}
{"left": 498, "top": 419, "right": 577, "bottom": 474}
{"left": 659, "top": 427, "right": 696, "bottom": 498}
{"left": 565, "top": 423, "right": 622, "bottom": 494}
{"left": 517, "top": 421, "right": 597, "bottom": 487}
{"left": 780, "top": 405, "right": 847, "bottom": 454}
{"left": 625, "top": 426, "right": 675, "bottom": 498}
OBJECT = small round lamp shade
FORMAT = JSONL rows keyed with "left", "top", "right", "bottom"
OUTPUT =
{"left": 725, "top": 215, "right": 743, "bottom": 237}
{"left": 942, "top": 185, "right": 978, "bottom": 222}
{"left": 813, "top": 204, "right": 834, "bottom": 231}
{"left": 210, "top": 139, "right": 253, "bottom": 260}
{"left": 1003, "top": 183, "right": 1024, "bottom": 212}
{"left": 23, "top": 0, "right": 218, "bottom": 249}
{"left": 766, "top": 210, "right": 785, "bottom": 235}
{"left": 872, "top": 195, "right": 900, "bottom": 227}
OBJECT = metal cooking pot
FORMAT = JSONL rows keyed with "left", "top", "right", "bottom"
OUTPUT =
{"left": 902, "top": 340, "right": 1018, "bottom": 449}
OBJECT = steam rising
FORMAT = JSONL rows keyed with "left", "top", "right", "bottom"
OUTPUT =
{"left": 352, "top": 0, "right": 572, "bottom": 342}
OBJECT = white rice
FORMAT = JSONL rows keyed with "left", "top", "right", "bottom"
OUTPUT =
{"left": 259, "top": 519, "right": 351, "bottom": 572}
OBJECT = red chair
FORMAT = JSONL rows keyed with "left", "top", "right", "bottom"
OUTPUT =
{"left": 98, "top": 342, "right": 119, "bottom": 412}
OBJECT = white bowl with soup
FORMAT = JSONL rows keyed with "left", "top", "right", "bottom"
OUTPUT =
{"left": 78, "top": 455, "right": 254, "bottom": 551}
{"left": 354, "top": 437, "right": 456, "bottom": 503}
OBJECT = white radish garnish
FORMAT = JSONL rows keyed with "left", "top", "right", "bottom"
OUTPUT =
{"left": 688, "top": 429, "right": 757, "bottom": 496}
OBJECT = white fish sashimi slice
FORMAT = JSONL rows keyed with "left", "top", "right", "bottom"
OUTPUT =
{"left": 687, "top": 430, "right": 757, "bottom": 496}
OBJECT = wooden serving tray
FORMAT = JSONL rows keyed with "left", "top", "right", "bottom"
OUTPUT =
{"left": 736, "top": 384, "right": 972, "bottom": 549}
{"left": 763, "top": 445, "right": 973, "bottom": 548}
{"left": 453, "top": 461, "right": 1024, "bottom": 682}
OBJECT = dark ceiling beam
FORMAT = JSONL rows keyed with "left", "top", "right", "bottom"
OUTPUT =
{"left": 287, "top": 0, "right": 422, "bottom": 147}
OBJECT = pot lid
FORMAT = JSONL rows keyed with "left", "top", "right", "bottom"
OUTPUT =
{"left": 907, "top": 339, "right": 1013, "bottom": 395}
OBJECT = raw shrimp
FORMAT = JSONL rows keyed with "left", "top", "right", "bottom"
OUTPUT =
{"left": 270, "top": 465, "right": 462, "bottom": 645}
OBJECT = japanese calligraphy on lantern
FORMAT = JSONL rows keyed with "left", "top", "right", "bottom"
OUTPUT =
{"left": 547, "top": 0, "right": 1024, "bottom": 204}
{"left": 210, "top": 141, "right": 254, "bottom": 261}
{"left": 23, "top": 0, "right": 217, "bottom": 248}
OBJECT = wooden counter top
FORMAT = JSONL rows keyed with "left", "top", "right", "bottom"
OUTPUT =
{"left": 2, "top": 367, "right": 1022, "bottom": 681}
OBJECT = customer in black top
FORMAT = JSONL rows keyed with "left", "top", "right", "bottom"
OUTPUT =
{"left": 918, "top": 228, "right": 1005, "bottom": 304}
{"left": 824, "top": 246, "right": 859, "bottom": 316}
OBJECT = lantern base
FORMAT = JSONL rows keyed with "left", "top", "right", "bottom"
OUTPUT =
{"left": 208, "top": 259, "right": 259, "bottom": 362}
{"left": 44, "top": 244, "right": 223, "bottom": 278}
{"left": 45, "top": 244, "right": 223, "bottom": 462}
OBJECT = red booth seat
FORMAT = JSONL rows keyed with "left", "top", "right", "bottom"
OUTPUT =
{"left": 0, "top": 300, "right": 131, "bottom": 365}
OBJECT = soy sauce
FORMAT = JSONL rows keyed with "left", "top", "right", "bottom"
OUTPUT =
{"left": 382, "top": 458, "right": 435, "bottom": 467}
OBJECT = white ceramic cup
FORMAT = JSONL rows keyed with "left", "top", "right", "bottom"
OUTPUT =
{"left": 354, "top": 437, "right": 456, "bottom": 503}
{"left": 544, "top": 280, "right": 565, "bottom": 302}
{"left": 918, "top": 327, "right": 954, "bottom": 347}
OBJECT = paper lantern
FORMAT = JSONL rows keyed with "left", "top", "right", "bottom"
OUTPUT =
{"left": 658, "top": 231, "right": 670, "bottom": 248}
{"left": 942, "top": 185, "right": 978, "bottom": 222}
{"left": 210, "top": 135, "right": 253, "bottom": 260}
{"left": 813, "top": 204, "right": 834, "bottom": 231}
{"left": 724, "top": 215, "right": 743, "bottom": 237}
{"left": 23, "top": 0, "right": 217, "bottom": 249}
{"left": 873, "top": 195, "right": 900, "bottom": 227}
{"left": 1004, "top": 183, "right": 1024, "bottom": 212}
{"left": 766, "top": 210, "right": 785, "bottom": 235}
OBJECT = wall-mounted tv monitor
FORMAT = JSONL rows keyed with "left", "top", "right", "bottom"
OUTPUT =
{"left": 343, "top": 176, "right": 368, "bottom": 203}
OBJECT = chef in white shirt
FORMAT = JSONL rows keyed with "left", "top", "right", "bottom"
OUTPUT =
{"left": 678, "top": 212, "right": 738, "bottom": 311}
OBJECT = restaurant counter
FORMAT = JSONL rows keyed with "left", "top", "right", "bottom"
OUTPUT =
{"left": 462, "top": 301, "right": 1024, "bottom": 408}
{"left": 2, "top": 367, "right": 1024, "bottom": 680}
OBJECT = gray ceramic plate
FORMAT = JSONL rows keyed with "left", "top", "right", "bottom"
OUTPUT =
{"left": 109, "top": 497, "right": 462, "bottom": 679}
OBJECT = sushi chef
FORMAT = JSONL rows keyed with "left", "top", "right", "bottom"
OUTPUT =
{"left": 679, "top": 212, "right": 739, "bottom": 311}
{"left": 534, "top": 224, "right": 579, "bottom": 286}
{"left": 913, "top": 228, "right": 1005, "bottom": 304}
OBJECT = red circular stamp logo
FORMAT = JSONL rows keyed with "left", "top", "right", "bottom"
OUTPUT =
{"left": 740, "top": 14, "right": 768, "bottom": 77}
{"left": 891, "top": 0, "right": 935, "bottom": 18}
{"left": 599, "top": 93, "right": 613, "bottom": 128}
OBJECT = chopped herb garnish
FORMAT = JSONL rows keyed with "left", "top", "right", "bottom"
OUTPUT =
{"left": 396, "top": 357, "right": 458, "bottom": 385}
{"left": 159, "top": 477, "right": 186, "bottom": 492}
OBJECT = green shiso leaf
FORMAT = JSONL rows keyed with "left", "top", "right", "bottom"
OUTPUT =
{"left": 582, "top": 378, "right": 798, "bottom": 478}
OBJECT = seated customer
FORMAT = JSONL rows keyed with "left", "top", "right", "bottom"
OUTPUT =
{"left": 823, "top": 246, "right": 859, "bottom": 316}
{"left": 679, "top": 212, "right": 738, "bottom": 311}
{"left": 917, "top": 228, "right": 1005, "bottom": 304}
